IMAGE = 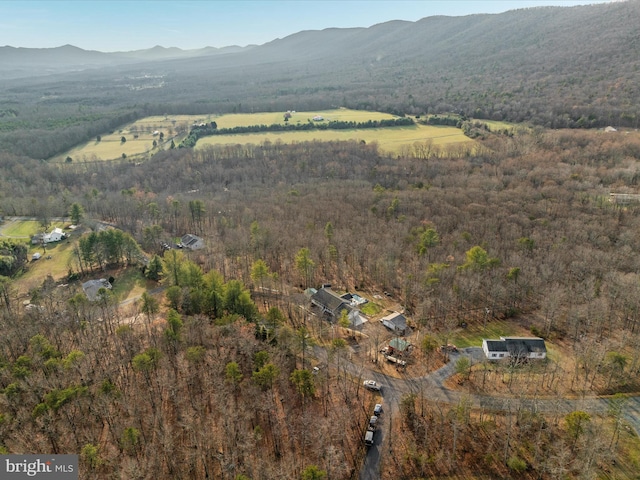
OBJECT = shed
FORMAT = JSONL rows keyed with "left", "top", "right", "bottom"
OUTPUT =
{"left": 380, "top": 311, "right": 407, "bottom": 335}
{"left": 389, "top": 337, "right": 411, "bottom": 353}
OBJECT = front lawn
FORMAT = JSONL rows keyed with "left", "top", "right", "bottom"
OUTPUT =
{"left": 361, "top": 301, "right": 382, "bottom": 316}
{"left": 2, "top": 220, "right": 65, "bottom": 238}
{"left": 449, "top": 319, "right": 524, "bottom": 348}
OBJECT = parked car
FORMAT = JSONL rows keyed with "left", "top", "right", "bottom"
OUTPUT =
{"left": 363, "top": 380, "right": 381, "bottom": 391}
{"left": 374, "top": 404, "right": 382, "bottom": 415}
{"left": 440, "top": 343, "right": 459, "bottom": 353}
{"left": 369, "top": 415, "right": 378, "bottom": 428}
{"left": 364, "top": 429, "right": 374, "bottom": 447}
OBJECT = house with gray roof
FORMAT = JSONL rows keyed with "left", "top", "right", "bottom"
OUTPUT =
{"left": 310, "top": 286, "right": 366, "bottom": 328}
{"left": 180, "top": 234, "right": 204, "bottom": 250}
{"left": 82, "top": 278, "right": 112, "bottom": 301}
{"left": 482, "top": 337, "right": 547, "bottom": 361}
{"left": 311, "top": 287, "right": 350, "bottom": 319}
{"left": 380, "top": 311, "right": 408, "bottom": 335}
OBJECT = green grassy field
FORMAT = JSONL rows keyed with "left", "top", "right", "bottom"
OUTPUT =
{"left": 53, "top": 130, "right": 176, "bottom": 163}
{"left": 483, "top": 119, "right": 518, "bottom": 132}
{"left": 109, "top": 268, "right": 153, "bottom": 303}
{"left": 1, "top": 220, "right": 48, "bottom": 238}
{"left": 1, "top": 219, "right": 150, "bottom": 303}
{"left": 21, "top": 238, "right": 76, "bottom": 294}
{"left": 52, "top": 109, "right": 475, "bottom": 162}
{"left": 448, "top": 319, "right": 523, "bottom": 348}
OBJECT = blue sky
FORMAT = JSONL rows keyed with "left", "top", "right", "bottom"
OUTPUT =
{"left": 0, "top": 0, "right": 613, "bottom": 52}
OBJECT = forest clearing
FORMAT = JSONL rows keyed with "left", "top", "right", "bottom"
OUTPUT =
{"left": 50, "top": 109, "right": 474, "bottom": 163}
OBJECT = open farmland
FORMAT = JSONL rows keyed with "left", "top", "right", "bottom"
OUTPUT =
{"left": 52, "top": 109, "right": 474, "bottom": 162}
{"left": 195, "top": 123, "right": 472, "bottom": 153}
{"left": 52, "top": 127, "right": 178, "bottom": 163}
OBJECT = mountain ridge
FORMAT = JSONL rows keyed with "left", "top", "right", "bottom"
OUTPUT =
{"left": 1, "top": 0, "right": 639, "bottom": 154}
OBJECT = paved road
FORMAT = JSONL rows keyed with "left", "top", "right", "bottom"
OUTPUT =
{"left": 312, "top": 346, "right": 637, "bottom": 480}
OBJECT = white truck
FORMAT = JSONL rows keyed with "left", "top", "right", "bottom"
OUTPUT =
{"left": 364, "top": 429, "right": 374, "bottom": 447}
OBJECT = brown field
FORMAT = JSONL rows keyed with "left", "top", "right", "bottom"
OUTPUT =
{"left": 51, "top": 109, "right": 475, "bottom": 162}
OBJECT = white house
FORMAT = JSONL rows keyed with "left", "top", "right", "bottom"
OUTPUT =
{"left": 380, "top": 312, "right": 408, "bottom": 335}
{"left": 45, "top": 227, "right": 66, "bottom": 243}
{"left": 180, "top": 234, "right": 204, "bottom": 250}
{"left": 482, "top": 337, "right": 547, "bottom": 361}
{"left": 32, "top": 228, "right": 67, "bottom": 244}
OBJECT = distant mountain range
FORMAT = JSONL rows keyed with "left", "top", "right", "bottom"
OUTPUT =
{"left": 1, "top": 0, "right": 640, "bottom": 139}
{"left": 0, "top": 44, "right": 253, "bottom": 78}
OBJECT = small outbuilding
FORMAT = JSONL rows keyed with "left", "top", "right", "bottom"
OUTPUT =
{"left": 31, "top": 233, "right": 45, "bottom": 245}
{"left": 380, "top": 312, "right": 408, "bottom": 335}
{"left": 389, "top": 337, "right": 412, "bottom": 354}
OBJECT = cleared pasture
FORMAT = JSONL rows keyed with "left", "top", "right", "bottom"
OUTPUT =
{"left": 483, "top": 119, "right": 518, "bottom": 132}
{"left": 196, "top": 123, "right": 473, "bottom": 153}
{"left": 52, "top": 109, "right": 475, "bottom": 162}
{"left": 1, "top": 220, "right": 45, "bottom": 238}
{"left": 53, "top": 130, "right": 177, "bottom": 163}
{"left": 212, "top": 109, "right": 397, "bottom": 128}
{"left": 20, "top": 238, "right": 75, "bottom": 293}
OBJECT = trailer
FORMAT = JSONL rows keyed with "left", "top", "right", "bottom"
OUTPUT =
{"left": 384, "top": 354, "right": 406, "bottom": 367}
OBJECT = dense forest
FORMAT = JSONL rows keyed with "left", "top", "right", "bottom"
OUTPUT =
{"left": 2, "top": 127, "right": 640, "bottom": 477}
{"left": 3, "top": 2, "right": 640, "bottom": 478}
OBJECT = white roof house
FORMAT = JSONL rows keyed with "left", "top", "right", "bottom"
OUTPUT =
{"left": 45, "top": 228, "right": 66, "bottom": 243}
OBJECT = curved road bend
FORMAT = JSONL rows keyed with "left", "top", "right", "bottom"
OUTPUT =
{"left": 341, "top": 347, "right": 633, "bottom": 480}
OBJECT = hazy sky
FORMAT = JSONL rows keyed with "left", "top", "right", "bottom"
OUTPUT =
{"left": 0, "top": 0, "right": 613, "bottom": 52}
